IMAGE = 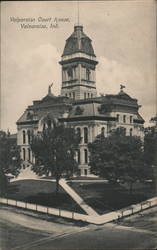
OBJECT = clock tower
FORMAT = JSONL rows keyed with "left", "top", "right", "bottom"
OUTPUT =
{"left": 59, "top": 25, "right": 98, "bottom": 100}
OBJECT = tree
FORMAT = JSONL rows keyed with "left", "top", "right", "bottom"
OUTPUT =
{"left": 0, "top": 131, "right": 21, "bottom": 195}
{"left": 30, "top": 124, "right": 81, "bottom": 193}
{"left": 144, "top": 126, "right": 157, "bottom": 193}
{"left": 144, "top": 126, "right": 157, "bottom": 167}
{"left": 88, "top": 129, "right": 146, "bottom": 194}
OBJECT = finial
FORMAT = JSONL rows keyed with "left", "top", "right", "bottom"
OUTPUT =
{"left": 7, "top": 128, "right": 10, "bottom": 137}
{"left": 48, "top": 83, "right": 53, "bottom": 95}
{"left": 120, "top": 84, "right": 125, "bottom": 92}
{"left": 77, "top": 0, "right": 80, "bottom": 25}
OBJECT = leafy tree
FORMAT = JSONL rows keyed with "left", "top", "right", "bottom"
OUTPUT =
{"left": 0, "top": 131, "right": 21, "bottom": 195}
{"left": 88, "top": 129, "right": 145, "bottom": 194}
{"left": 30, "top": 124, "right": 81, "bottom": 193}
{"left": 144, "top": 126, "right": 157, "bottom": 193}
{"left": 144, "top": 126, "right": 157, "bottom": 167}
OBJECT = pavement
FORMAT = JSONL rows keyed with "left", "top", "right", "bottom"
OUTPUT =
{"left": 0, "top": 205, "right": 157, "bottom": 250}
{"left": 59, "top": 179, "right": 99, "bottom": 216}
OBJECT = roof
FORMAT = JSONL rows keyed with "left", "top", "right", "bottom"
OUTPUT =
{"left": 16, "top": 94, "right": 72, "bottom": 125}
{"left": 62, "top": 25, "right": 96, "bottom": 57}
{"left": 17, "top": 89, "right": 144, "bottom": 125}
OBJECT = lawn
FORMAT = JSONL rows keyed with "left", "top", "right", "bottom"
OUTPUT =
{"left": 68, "top": 181, "right": 155, "bottom": 214}
{"left": 5, "top": 180, "right": 86, "bottom": 214}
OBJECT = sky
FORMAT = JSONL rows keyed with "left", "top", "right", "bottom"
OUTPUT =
{"left": 1, "top": 0, "right": 156, "bottom": 133}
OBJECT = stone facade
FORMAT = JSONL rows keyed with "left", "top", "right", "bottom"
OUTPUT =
{"left": 17, "top": 25, "right": 144, "bottom": 176}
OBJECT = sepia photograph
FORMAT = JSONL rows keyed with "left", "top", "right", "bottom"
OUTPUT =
{"left": 0, "top": 0, "right": 157, "bottom": 249}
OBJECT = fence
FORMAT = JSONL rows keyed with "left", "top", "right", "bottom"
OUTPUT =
{"left": 0, "top": 196, "right": 157, "bottom": 225}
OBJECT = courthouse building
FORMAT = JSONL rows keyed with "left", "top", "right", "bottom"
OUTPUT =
{"left": 17, "top": 25, "right": 144, "bottom": 176}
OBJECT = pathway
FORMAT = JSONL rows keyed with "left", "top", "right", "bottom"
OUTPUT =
{"left": 59, "top": 179, "right": 99, "bottom": 216}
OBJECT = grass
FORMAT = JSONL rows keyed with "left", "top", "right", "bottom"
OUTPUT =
{"left": 5, "top": 180, "right": 86, "bottom": 214}
{"left": 68, "top": 181, "right": 155, "bottom": 214}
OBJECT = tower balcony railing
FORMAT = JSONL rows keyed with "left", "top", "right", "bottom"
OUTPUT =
{"left": 81, "top": 79, "right": 95, "bottom": 84}
{"left": 62, "top": 79, "right": 78, "bottom": 84}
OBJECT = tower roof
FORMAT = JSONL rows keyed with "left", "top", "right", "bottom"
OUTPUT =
{"left": 62, "top": 25, "right": 96, "bottom": 57}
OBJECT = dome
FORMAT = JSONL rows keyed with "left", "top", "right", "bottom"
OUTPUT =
{"left": 62, "top": 25, "right": 96, "bottom": 57}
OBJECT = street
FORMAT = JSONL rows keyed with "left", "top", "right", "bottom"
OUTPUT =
{"left": 0, "top": 205, "right": 157, "bottom": 250}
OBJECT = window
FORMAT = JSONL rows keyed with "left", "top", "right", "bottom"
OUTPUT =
{"left": 69, "top": 93, "right": 71, "bottom": 98}
{"left": 84, "top": 127, "right": 88, "bottom": 143}
{"left": 23, "top": 148, "right": 26, "bottom": 161}
{"left": 123, "top": 115, "right": 126, "bottom": 123}
{"left": 84, "top": 93, "right": 86, "bottom": 99}
{"left": 22, "top": 130, "right": 26, "bottom": 144}
{"left": 84, "top": 149, "right": 88, "bottom": 164}
{"left": 84, "top": 169, "right": 87, "bottom": 175}
{"left": 65, "top": 93, "right": 67, "bottom": 97}
{"left": 91, "top": 93, "right": 93, "bottom": 98}
{"left": 76, "top": 127, "right": 81, "bottom": 138}
{"left": 101, "top": 127, "right": 105, "bottom": 136}
{"left": 78, "top": 149, "right": 80, "bottom": 164}
{"left": 47, "top": 118, "right": 51, "bottom": 129}
{"left": 117, "top": 114, "right": 120, "bottom": 122}
{"left": 88, "top": 93, "right": 90, "bottom": 98}
{"left": 130, "top": 116, "right": 133, "bottom": 123}
{"left": 27, "top": 130, "right": 31, "bottom": 144}
{"left": 86, "top": 69, "right": 90, "bottom": 81}
{"left": 123, "top": 128, "right": 126, "bottom": 135}
{"left": 130, "top": 128, "right": 133, "bottom": 136}
{"left": 67, "top": 68, "right": 73, "bottom": 80}
{"left": 28, "top": 148, "right": 31, "bottom": 161}
{"left": 73, "top": 92, "right": 75, "bottom": 99}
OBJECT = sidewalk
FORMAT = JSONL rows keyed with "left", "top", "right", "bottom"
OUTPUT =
{"left": 59, "top": 179, "right": 99, "bottom": 216}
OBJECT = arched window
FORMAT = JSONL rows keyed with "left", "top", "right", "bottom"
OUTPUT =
{"left": 84, "top": 149, "right": 88, "bottom": 164}
{"left": 91, "top": 93, "right": 93, "bottom": 98}
{"left": 23, "top": 148, "right": 25, "bottom": 161}
{"left": 84, "top": 127, "right": 88, "bottom": 143}
{"left": 130, "top": 128, "right": 133, "bottom": 136}
{"left": 86, "top": 69, "right": 90, "bottom": 81}
{"left": 117, "top": 114, "right": 120, "bottom": 122}
{"left": 88, "top": 93, "right": 90, "bottom": 98}
{"left": 47, "top": 118, "right": 51, "bottom": 129}
{"left": 84, "top": 93, "right": 86, "bottom": 99}
{"left": 101, "top": 127, "right": 105, "bottom": 136}
{"left": 123, "top": 115, "right": 126, "bottom": 123}
{"left": 78, "top": 149, "right": 80, "bottom": 164}
{"left": 69, "top": 93, "right": 71, "bottom": 98}
{"left": 123, "top": 128, "right": 126, "bottom": 135}
{"left": 23, "top": 130, "right": 26, "bottom": 144}
{"left": 27, "top": 130, "right": 31, "bottom": 144}
{"left": 67, "top": 68, "right": 73, "bottom": 80}
{"left": 76, "top": 127, "right": 81, "bottom": 137}
{"left": 28, "top": 148, "right": 31, "bottom": 161}
{"left": 73, "top": 92, "right": 75, "bottom": 99}
{"left": 130, "top": 116, "right": 133, "bottom": 123}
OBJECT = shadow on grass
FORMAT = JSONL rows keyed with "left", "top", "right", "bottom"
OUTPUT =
{"left": 4, "top": 180, "right": 86, "bottom": 214}
{"left": 69, "top": 182, "right": 154, "bottom": 214}
{"left": 23, "top": 192, "right": 85, "bottom": 214}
